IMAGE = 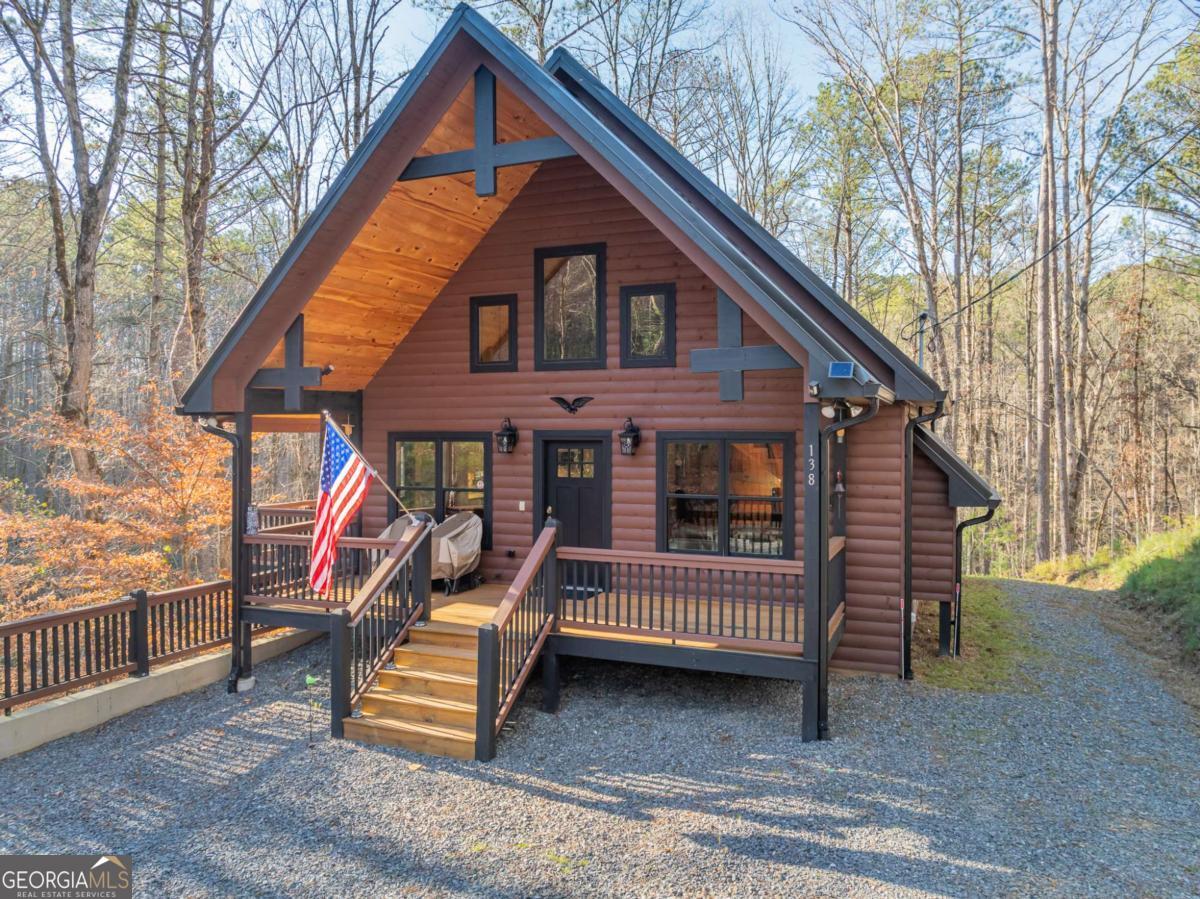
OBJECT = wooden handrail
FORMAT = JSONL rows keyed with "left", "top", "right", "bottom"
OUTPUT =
{"left": 555, "top": 545, "right": 805, "bottom": 577}
{"left": 243, "top": 533, "right": 396, "bottom": 549}
{"left": 490, "top": 525, "right": 557, "bottom": 630}
{"left": 0, "top": 597, "right": 137, "bottom": 637}
{"left": 345, "top": 522, "right": 431, "bottom": 625}
{"left": 257, "top": 520, "right": 314, "bottom": 535}
{"left": 146, "top": 580, "right": 231, "bottom": 605}
{"left": 258, "top": 499, "right": 316, "bottom": 511}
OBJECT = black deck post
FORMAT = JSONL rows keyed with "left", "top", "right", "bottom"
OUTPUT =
{"left": 541, "top": 516, "right": 561, "bottom": 713}
{"left": 330, "top": 609, "right": 351, "bottom": 737}
{"left": 412, "top": 514, "right": 433, "bottom": 623}
{"left": 801, "top": 401, "right": 829, "bottom": 741}
{"left": 235, "top": 411, "right": 254, "bottom": 682}
{"left": 476, "top": 624, "right": 500, "bottom": 760}
{"left": 131, "top": 589, "right": 150, "bottom": 677}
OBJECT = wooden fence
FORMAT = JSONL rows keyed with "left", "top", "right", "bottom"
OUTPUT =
{"left": 0, "top": 580, "right": 261, "bottom": 714}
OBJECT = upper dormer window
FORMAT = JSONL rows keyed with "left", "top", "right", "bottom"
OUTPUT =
{"left": 620, "top": 283, "right": 675, "bottom": 368}
{"left": 470, "top": 294, "right": 517, "bottom": 373}
{"left": 534, "top": 243, "right": 606, "bottom": 370}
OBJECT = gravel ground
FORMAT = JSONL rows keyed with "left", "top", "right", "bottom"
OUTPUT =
{"left": 1, "top": 578, "right": 1198, "bottom": 898}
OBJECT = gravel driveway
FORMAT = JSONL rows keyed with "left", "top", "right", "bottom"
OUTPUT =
{"left": 1, "top": 578, "right": 1198, "bottom": 898}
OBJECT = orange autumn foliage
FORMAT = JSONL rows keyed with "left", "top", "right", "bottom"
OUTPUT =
{"left": 0, "top": 392, "right": 231, "bottom": 621}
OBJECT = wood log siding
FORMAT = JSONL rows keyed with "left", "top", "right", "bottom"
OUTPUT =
{"left": 839, "top": 403, "right": 906, "bottom": 673}
{"left": 360, "top": 156, "right": 905, "bottom": 674}
{"left": 362, "top": 158, "right": 807, "bottom": 567}
{"left": 912, "top": 447, "right": 956, "bottom": 606}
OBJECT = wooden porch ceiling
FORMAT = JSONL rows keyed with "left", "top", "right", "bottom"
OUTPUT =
{"left": 262, "top": 79, "right": 556, "bottom": 392}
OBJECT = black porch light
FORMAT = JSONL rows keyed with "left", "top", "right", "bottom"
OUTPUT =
{"left": 495, "top": 417, "right": 518, "bottom": 454}
{"left": 618, "top": 417, "right": 641, "bottom": 456}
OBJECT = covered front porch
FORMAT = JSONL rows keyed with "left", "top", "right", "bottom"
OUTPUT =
{"left": 235, "top": 497, "right": 842, "bottom": 760}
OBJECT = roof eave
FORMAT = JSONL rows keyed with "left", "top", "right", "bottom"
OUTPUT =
{"left": 545, "top": 49, "right": 942, "bottom": 403}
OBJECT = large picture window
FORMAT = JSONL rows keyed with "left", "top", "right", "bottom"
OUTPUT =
{"left": 535, "top": 243, "right": 606, "bottom": 370}
{"left": 658, "top": 433, "right": 793, "bottom": 558}
{"left": 389, "top": 433, "right": 492, "bottom": 548}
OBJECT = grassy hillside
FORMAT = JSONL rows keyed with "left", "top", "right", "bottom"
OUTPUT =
{"left": 1029, "top": 520, "right": 1200, "bottom": 659}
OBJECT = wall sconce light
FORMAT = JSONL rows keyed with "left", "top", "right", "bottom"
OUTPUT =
{"left": 495, "top": 418, "right": 518, "bottom": 454}
{"left": 618, "top": 417, "right": 641, "bottom": 456}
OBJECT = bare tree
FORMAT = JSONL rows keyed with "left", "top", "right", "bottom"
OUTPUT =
{"left": 1, "top": 0, "right": 141, "bottom": 481}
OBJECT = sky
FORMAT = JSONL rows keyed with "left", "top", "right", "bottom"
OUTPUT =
{"left": 379, "top": 0, "right": 826, "bottom": 101}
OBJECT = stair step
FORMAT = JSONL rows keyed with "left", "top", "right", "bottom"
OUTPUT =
{"left": 343, "top": 713, "right": 475, "bottom": 760}
{"left": 360, "top": 690, "right": 476, "bottom": 727}
{"left": 393, "top": 642, "right": 477, "bottom": 674}
{"left": 408, "top": 620, "right": 478, "bottom": 649}
{"left": 378, "top": 666, "right": 477, "bottom": 701}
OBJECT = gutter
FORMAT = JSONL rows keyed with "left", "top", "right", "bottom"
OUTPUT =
{"left": 902, "top": 400, "right": 946, "bottom": 680}
{"left": 953, "top": 506, "right": 997, "bottom": 656}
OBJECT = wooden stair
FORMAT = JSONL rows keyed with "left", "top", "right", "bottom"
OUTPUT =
{"left": 342, "top": 619, "right": 481, "bottom": 760}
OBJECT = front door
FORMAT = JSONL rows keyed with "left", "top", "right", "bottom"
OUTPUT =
{"left": 544, "top": 439, "right": 609, "bottom": 548}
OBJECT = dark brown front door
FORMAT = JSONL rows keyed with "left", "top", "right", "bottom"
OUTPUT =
{"left": 544, "top": 439, "right": 609, "bottom": 548}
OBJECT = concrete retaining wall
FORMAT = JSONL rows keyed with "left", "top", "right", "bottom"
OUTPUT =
{"left": 0, "top": 630, "right": 320, "bottom": 761}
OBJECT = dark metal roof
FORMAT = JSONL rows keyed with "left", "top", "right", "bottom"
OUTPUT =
{"left": 545, "top": 49, "right": 943, "bottom": 403}
{"left": 914, "top": 426, "right": 1000, "bottom": 508}
{"left": 182, "top": 3, "right": 891, "bottom": 414}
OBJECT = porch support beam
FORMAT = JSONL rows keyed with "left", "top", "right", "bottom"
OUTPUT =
{"left": 248, "top": 315, "right": 323, "bottom": 411}
{"left": 233, "top": 411, "right": 254, "bottom": 687}
{"left": 690, "top": 290, "right": 800, "bottom": 401}
{"left": 801, "top": 402, "right": 830, "bottom": 741}
{"left": 397, "top": 67, "right": 577, "bottom": 193}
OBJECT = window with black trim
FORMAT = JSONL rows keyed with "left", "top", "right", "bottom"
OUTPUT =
{"left": 535, "top": 243, "right": 606, "bottom": 370}
{"left": 389, "top": 433, "right": 492, "bottom": 548}
{"left": 658, "top": 434, "right": 793, "bottom": 558}
{"left": 620, "top": 283, "right": 675, "bottom": 368}
{"left": 470, "top": 294, "right": 517, "bottom": 372}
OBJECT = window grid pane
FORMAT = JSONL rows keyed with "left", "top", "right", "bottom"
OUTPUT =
{"left": 476, "top": 304, "right": 510, "bottom": 363}
{"left": 542, "top": 253, "right": 598, "bottom": 361}
{"left": 628, "top": 292, "right": 667, "bottom": 359}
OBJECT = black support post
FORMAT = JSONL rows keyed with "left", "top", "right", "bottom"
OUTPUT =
{"left": 329, "top": 609, "right": 351, "bottom": 738}
{"left": 801, "top": 401, "right": 828, "bottom": 742}
{"left": 235, "top": 411, "right": 254, "bottom": 683}
{"left": 412, "top": 514, "right": 433, "bottom": 624}
{"left": 475, "top": 624, "right": 500, "bottom": 760}
{"left": 131, "top": 589, "right": 150, "bottom": 677}
{"left": 541, "top": 516, "right": 561, "bottom": 714}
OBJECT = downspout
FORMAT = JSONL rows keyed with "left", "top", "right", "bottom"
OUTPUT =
{"left": 903, "top": 400, "right": 946, "bottom": 680}
{"left": 953, "top": 506, "right": 997, "bottom": 656}
{"left": 202, "top": 419, "right": 247, "bottom": 693}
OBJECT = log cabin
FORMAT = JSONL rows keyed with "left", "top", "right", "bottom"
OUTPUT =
{"left": 178, "top": 5, "right": 1000, "bottom": 761}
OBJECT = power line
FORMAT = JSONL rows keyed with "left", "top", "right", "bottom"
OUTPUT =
{"left": 900, "top": 120, "right": 1200, "bottom": 342}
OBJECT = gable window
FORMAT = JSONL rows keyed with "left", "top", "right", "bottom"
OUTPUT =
{"left": 620, "top": 283, "right": 675, "bottom": 368}
{"left": 535, "top": 243, "right": 606, "bottom": 370}
{"left": 470, "top": 294, "right": 517, "bottom": 372}
{"left": 389, "top": 433, "right": 492, "bottom": 548}
{"left": 658, "top": 433, "right": 793, "bottom": 558}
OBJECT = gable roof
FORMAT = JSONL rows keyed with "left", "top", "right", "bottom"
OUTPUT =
{"left": 915, "top": 426, "right": 1000, "bottom": 508}
{"left": 545, "top": 50, "right": 943, "bottom": 403}
{"left": 180, "top": 4, "right": 919, "bottom": 415}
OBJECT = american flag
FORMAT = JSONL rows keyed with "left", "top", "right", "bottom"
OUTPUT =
{"left": 310, "top": 420, "right": 372, "bottom": 595}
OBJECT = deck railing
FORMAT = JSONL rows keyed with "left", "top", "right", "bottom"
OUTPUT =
{"left": 1, "top": 580, "right": 249, "bottom": 713}
{"left": 475, "top": 520, "right": 558, "bottom": 761}
{"left": 257, "top": 500, "right": 316, "bottom": 534}
{"left": 243, "top": 533, "right": 397, "bottom": 608}
{"left": 329, "top": 518, "right": 433, "bottom": 736}
{"left": 555, "top": 548, "right": 806, "bottom": 652}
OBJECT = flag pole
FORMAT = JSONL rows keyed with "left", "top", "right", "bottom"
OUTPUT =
{"left": 321, "top": 410, "right": 413, "bottom": 519}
